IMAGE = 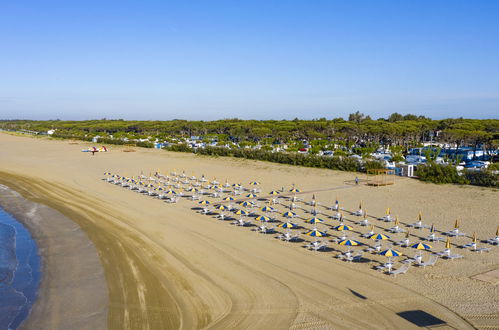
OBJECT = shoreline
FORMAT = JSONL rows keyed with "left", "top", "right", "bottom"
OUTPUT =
{"left": 0, "top": 181, "right": 108, "bottom": 329}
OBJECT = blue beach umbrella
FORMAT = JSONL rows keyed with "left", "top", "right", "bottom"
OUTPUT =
{"left": 278, "top": 222, "right": 298, "bottom": 229}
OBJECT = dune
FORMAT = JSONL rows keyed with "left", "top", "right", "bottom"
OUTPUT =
{"left": 0, "top": 132, "right": 497, "bottom": 329}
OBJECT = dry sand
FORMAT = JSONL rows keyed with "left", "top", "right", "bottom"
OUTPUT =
{"left": 0, "top": 133, "right": 497, "bottom": 329}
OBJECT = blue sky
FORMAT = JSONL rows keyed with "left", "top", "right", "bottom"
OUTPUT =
{"left": 1, "top": 0, "right": 498, "bottom": 120}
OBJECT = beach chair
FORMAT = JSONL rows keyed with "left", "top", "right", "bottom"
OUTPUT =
{"left": 361, "top": 230, "right": 375, "bottom": 238}
{"left": 352, "top": 252, "right": 364, "bottom": 262}
{"left": 357, "top": 218, "right": 370, "bottom": 226}
{"left": 426, "top": 233, "right": 443, "bottom": 242}
{"left": 486, "top": 237, "right": 499, "bottom": 245}
{"left": 331, "top": 212, "right": 342, "bottom": 220}
{"left": 388, "top": 264, "right": 410, "bottom": 276}
{"left": 396, "top": 239, "right": 411, "bottom": 247}
{"left": 277, "top": 232, "right": 300, "bottom": 242}
{"left": 444, "top": 228, "right": 466, "bottom": 237}
{"left": 364, "top": 243, "right": 382, "bottom": 254}
{"left": 306, "top": 241, "right": 328, "bottom": 252}
{"left": 233, "top": 219, "right": 250, "bottom": 227}
{"left": 376, "top": 262, "right": 393, "bottom": 271}
{"left": 417, "top": 255, "right": 439, "bottom": 268}
{"left": 381, "top": 215, "right": 394, "bottom": 222}
{"left": 258, "top": 225, "right": 276, "bottom": 234}
{"left": 472, "top": 247, "right": 491, "bottom": 253}
{"left": 436, "top": 249, "right": 463, "bottom": 259}
{"left": 388, "top": 225, "right": 404, "bottom": 233}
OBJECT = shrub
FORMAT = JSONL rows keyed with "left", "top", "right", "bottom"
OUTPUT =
{"left": 465, "top": 170, "right": 499, "bottom": 188}
{"left": 416, "top": 162, "right": 469, "bottom": 185}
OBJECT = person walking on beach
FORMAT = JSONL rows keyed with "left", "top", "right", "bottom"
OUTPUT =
{"left": 355, "top": 176, "right": 359, "bottom": 185}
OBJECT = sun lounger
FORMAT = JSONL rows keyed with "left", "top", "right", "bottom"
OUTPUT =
{"left": 394, "top": 239, "right": 410, "bottom": 247}
{"left": 306, "top": 241, "right": 328, "bottom": 251}
{"left": 417, "top": 255, "right": 438, "bottom": 268}
{"left": 435, "top": 250, "right": 463, "bottom": 259}
{"left": 352, "top": 253, "right": 364, "bottom": 262}
{"left": 444, "top": 229, "right": 466, "bottom": 237}
{"left": 388, "top": 226, "right": 404, "bottom": 233}
{"left": 472, "top": 247, "right": 491, "bottom": 253}
{"left": 364, "top": 244, "right": 381, "bottom": 254}
{"left": 357, "top": 219, "right": 370, "bottom": 226}
{"left": 361, "top": 231, "right": 375, "bottom": 238}
{"left": 388, "top": 264, "right": 410, "bottom": 276}
{"left": 486, "top": 238, "right": 499, "bottom": 245}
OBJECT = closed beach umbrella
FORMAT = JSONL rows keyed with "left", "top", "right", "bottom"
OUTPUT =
{"left": 370, "top": 233, "right": 390, "bottom": 241}
{"left": 278, "top": 222, "right": 298, "bottom": 229}
{"left": 282, "top": 211, "right": 296, "bottom": 218}
{"left": 429, "top": 224, "right": 435, "bottom": 233}
{"left": 305, "top": 229, "right": 327, "bottom": 237}
{"left": 306, "top": 217, "right": 324, "bottom": 224}
{"left": 454, "top": 219, "right": 460, "bottom": 229}
{"left": 445, "top": 237, "right": 451, "bottom": 249}
{"left": 472, "top": 232, "right": 477, "bottom": 244}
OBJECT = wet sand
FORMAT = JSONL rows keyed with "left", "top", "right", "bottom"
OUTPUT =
{"left": 0, "top": 183, "right": 108, "bottom": 330}
{"left": 0, "top": 132, "right": 497, "bottom": 329}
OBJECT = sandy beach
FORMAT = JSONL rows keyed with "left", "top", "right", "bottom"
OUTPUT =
{"left": 0, "top": 132, "right": 497, "bottom": 329}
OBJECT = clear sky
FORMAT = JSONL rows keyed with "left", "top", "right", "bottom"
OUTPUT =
{"left": 1, "top": 0, "right": 498, "bottom": 120}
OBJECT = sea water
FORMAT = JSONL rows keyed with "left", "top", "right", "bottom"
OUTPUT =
{"left": 0, "top": 207, "right": 41, "bottom": 329}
